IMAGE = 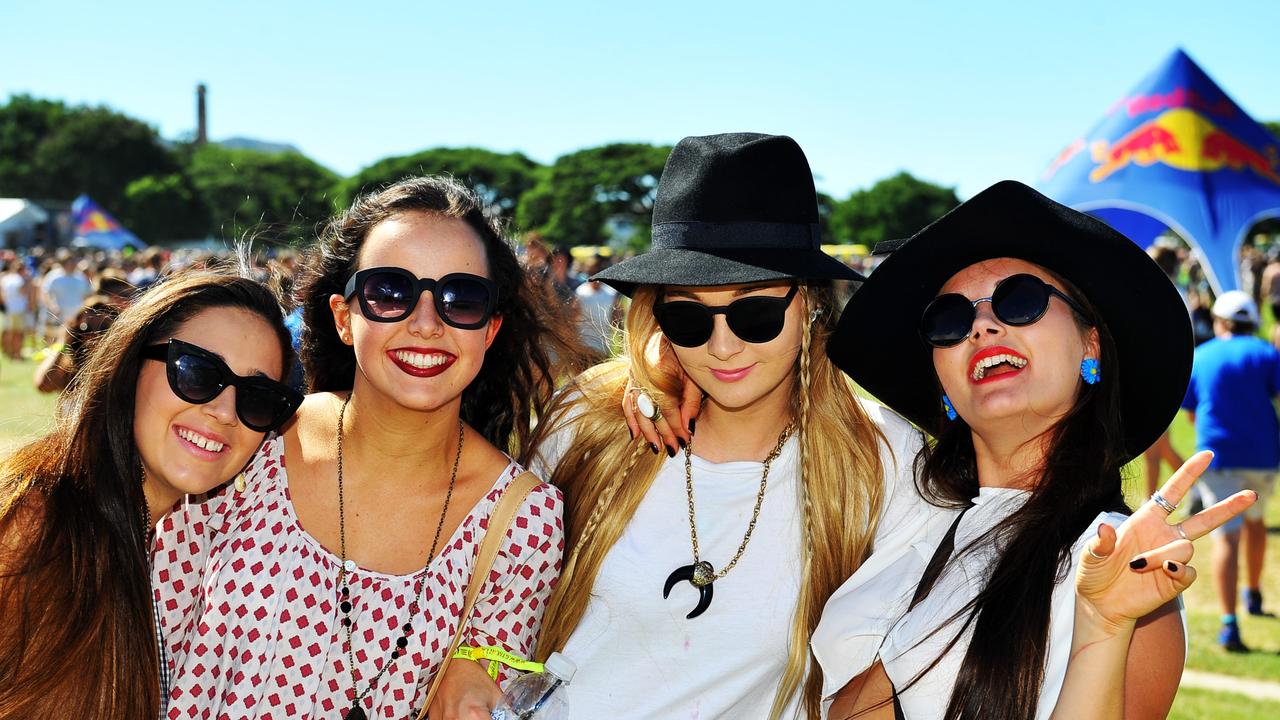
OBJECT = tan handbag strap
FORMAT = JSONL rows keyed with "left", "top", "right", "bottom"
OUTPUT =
{"left": 419, "top": 470, "right": 543, "bottom": 718}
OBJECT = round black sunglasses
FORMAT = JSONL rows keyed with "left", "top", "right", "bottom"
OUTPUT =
{"left": 142, "top": 338, "right": 303, "bottom": 432}
{"left": 343, "top": 267, "right": 498, "bottom": 328}
{"left": 654, "top": 285, "right": 799, "bottom": 348}
{"left": 920, "top": 273, "right": 1091, "bottom": 348}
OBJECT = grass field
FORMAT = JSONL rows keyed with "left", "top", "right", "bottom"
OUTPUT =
{"left": 1, "top": 354, "right": 1276, "bottom": 713}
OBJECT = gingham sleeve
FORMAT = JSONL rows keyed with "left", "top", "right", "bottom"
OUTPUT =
{"left": 463, "top": 478, "right": 565, "bottom": 687}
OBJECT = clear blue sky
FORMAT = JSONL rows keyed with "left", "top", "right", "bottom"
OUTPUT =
{"left": 2, "top": 0, "right": 1276, "bottom": 200}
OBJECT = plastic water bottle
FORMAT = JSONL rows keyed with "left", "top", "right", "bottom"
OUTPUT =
{"left": 490, "top": 652, "right": 576, "bottom": 720}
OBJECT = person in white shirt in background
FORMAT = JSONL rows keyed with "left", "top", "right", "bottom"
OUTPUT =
{"left": 573, "top": 255, "right": 622, "bottom": 359}
{"left": 0, "top": 259, "right": 35, "bottom": 359}
{"left": 42, "top": 256, "right": 91, "bottom": 341}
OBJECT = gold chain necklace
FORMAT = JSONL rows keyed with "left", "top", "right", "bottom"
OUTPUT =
{"left": 662, "top": 421, "right": 794, "bottom": 619}
{"left": 335, "top": 393, "right": 464, "bottom": 720}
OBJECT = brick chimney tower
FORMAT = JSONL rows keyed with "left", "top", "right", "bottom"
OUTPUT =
{"left": 196, "top": 83, "right": 208, "bottom": 145}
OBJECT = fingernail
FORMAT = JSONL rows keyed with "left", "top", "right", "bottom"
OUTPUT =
{"left": 1129, "top": 558, "right": 1147, "bottom": 570}
{"left": 678, "top": 438, "right": 687, "bottom": 450}
{"left": 689, "top": 418, "right": 696, "bottom": 434}
{"left": 650, "top": 443, "right": 659, "bottom": 455}
{"left": 1166, "top": 561, "right": 1178, "bottom": 572}
{"left": 667, "top": 445, "right": 676, "bottom": 458}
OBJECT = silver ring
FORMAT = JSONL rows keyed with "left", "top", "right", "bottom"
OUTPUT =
{"left": 1176, "top": 523, "right": 1188, "bottom": 540}
{"left": 1150, "top": 491, "right": 1177, "bottom": 515}
{"left": 636, "top": 391, "right": 662, "bottom": 422}
{"left": 1088, "top": 546, "right": 1106, "bottom": 561}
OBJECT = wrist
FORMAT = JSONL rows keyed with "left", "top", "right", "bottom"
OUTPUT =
{"left": 1074, "top": 594, "right": 1138, "bottom": 641}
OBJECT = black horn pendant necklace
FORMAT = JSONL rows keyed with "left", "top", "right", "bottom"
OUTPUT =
{"left": 663, "top": 422, "right": 793, "bottom": 619}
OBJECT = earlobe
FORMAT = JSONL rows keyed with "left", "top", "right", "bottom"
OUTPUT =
{"left": 483, "top": 314, "right": 503, "bottom": 350}
{"left": 329, "top": 294, "right": 353, "bottom": 345}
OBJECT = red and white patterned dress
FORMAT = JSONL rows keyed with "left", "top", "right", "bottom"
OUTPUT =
{"left": 151, "top": 434, "right": 563, "bottom": 719}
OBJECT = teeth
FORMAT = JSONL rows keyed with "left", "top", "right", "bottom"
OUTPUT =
{"left": 394, "top": 350, "right": 450, "bottom": 369}
{"left": 971, "top": 353, "right": 1028, "bottom": 380}
{"left": 178, "top": 428, "right": 225, "bottom": 452}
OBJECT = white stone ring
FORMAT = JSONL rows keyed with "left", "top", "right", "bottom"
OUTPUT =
{"left": 636, "top": 391, "right": 662, "bottom": 422}
{"left": 1150, "top": 491, "right": 1177, "bottom": 515}
{"left": 1176, "top": 523, "right": 1188, "bottom": 540}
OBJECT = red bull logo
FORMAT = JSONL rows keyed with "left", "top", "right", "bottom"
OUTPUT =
{"left": 80, "top": 210, "right": 118, "bottom": 233}
{"left": 1090, "top": 108, "right": 1280, "bottom": 184}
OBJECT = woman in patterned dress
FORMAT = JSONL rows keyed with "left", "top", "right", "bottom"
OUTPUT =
{"left": 153, "top": 176, "right": 587, "bottom": 719}
{"left": 0, "top": 268, "right": 301, "bottom": 718}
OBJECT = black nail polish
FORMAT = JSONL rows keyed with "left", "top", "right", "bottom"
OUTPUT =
{"left": 667, "top": 445, "right": 676, "bottom": 458}
{"left": 1166, "top": 561, "right": 1178, "bottom": 572}
{"left": 650, "top": 443, "right": 659, "bottom": 455}
{"left": 678, "top": 438, "right": 687, "bottom": 450}
{"left": 689, "top": 418, "right": 697, "bottom": 434}
{"left": 1129, "top": 558, "right": 1147, "bottom": 570}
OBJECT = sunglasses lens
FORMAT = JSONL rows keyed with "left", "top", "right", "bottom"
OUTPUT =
{"left": 921, "top": 295, "right": 976, "bottom": 347}
{"left": 439, "top": 277, "right": 493, "bottom": 327}
{"left": 360, "top": 271, "right": 415, "bottom": 319}
{"left": 172, "top": 353, "right": 225, "bottom": 403}
{"left": 656, "top": 303, "right": 714, "bottom": 347}
{"left": 237, "top": 381, "right": 293, "bottom": 431}
{"left": 726, "top": 297, "right": 789, "bottom": 344}
{"left": 993, "top": 275, "right": 1052, "bottom": 326}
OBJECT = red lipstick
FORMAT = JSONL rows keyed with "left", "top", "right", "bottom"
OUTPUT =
{"left": 967, "top": 345, "right": 1029, "bottom": 385}
{"left": 387, "top": 348, "right": 457, "bottom": 378}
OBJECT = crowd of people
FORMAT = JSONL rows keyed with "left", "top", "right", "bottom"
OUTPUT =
{"left": 0, "top": 132, "right": 1266, "bottom": 720}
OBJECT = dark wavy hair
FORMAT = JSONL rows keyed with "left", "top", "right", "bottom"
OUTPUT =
{"left": 907, "top": 277, "right": 1128, "bottom": 720}
{"left": 296, "top": 175, "right": 588, "bottom": 455}
{"left": 0, "top": 266, "right": 292, "bottom": 718}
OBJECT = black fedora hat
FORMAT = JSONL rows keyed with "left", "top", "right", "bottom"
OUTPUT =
{"left": 828, "top": 180, "right": 1192, "bottom": 461}
{"left": 592, "top": 133, "right": 862, "bottom": 295}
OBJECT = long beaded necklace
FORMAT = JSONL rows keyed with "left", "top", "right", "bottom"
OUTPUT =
{"left": 662, "top": 422, "right": 795, "bottom": 619}
{"left": 335, "top": 393, "right": 464, "bottom": 720}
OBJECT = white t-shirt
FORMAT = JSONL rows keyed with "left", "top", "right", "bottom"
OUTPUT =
{"left": 0, "top": 273, "right": 28, "bottom": 314}
{"left": 813, "top": 485, "right": 1131, "bottom": 720}
{"left": 575, "top": 282, "right": 618, "bottom": 353}
{"left": 530, "top": 399, "right": 928, "bottom": 720}
{"left": 45, "top": 271, "right": 91, "bottom": 320}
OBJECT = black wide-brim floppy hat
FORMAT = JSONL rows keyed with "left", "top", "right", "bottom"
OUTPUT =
{"left": 828, "top": 180, "right": 1192, "bottom": 462}
{"left": 592, "top": 132, "right": 863, "bottom": 295}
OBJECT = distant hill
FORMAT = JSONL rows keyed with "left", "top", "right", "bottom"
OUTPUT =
{"left": 216, "top": 137, "right": 301, "bottom": 154}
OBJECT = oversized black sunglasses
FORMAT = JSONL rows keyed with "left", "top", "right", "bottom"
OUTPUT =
{"left": 654, "top": 285, "right": 800, "bottom": 348}
{"left": 342, "top": 267, "right": 498, "bottom": 328}
{"left": 142, "top": 339, "right": 303, "bottom": 432}
{"left": 920, "top": 273, "right": 1091, "bottom": 348}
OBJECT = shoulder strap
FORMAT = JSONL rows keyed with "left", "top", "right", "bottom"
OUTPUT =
{"left": 908, "top": 507, "right": 970, "bottom": 611}
{"left": 419, "top": 470, "right": 543, "bottom": 718}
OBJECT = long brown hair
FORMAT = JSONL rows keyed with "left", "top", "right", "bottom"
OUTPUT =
{"left": 534, "top": 284, "right": 887, "bottom": 719}
{"left": 296, "top": 175, "right": 588, "bottom": 455}
{"left": 0, "top": 267, "right": 293, "bottom": 718}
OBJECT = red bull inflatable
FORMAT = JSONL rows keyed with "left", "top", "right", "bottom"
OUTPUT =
{"left": 1038, "top": 48, "right": 1280, "bottom": 293}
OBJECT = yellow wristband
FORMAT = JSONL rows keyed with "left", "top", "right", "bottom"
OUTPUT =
{"left": 451, "top": 646, "right": 544, "bottom": 680}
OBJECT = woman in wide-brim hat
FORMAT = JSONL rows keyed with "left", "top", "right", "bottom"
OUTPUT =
{"left": 502, "top": 132, "right": 941, "bottom": 720}
{"left": 814, "top": 180, "right": 1256, "bottom": 720}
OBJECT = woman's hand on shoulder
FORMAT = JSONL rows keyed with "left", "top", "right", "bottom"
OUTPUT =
{"left": 1076, "top": 450, "right": 1255, "bottom": 632}
{"left": 428, "top": 657, "right": 504, "bottom": 720}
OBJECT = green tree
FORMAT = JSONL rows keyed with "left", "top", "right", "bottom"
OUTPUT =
{"left": 0, "top": 96, "right": 175, "bottom": 211}
{"left": 0, "top": 95, "right": 68, "bottom": 197}
{"left": 338, "top": 147, "right": 540, "bottom": 212}
{"left": 828, "top": 172, "right": 959, "bottom": 247}
{"left": 1265, "top": 121, "right": 1280, "bottom": 142}
{"left": 187, "top": 144, "right": 339, "bottom": 244}
{"left": 516, "top": 143, "right": 670, "bottom": 248}
{"left": 119, "top": 173, "right": 210, "bottom": 243}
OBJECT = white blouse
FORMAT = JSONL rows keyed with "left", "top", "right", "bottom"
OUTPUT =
{"left": 814, "top": 484, "right": 1130, "bottom": 720}
{"left": 530, "top": 398, "right": 933, "bottom": 719}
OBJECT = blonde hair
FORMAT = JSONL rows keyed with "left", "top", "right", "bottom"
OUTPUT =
{"left": 533, "top": 284, "right": 887, "bottom": 719}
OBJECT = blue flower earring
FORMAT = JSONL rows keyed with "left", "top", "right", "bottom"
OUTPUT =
{"left": 942, "top": 394, "right": 958, "bottom": 421}
{"left": 1080, "top": 358, "right": 1101, "bottom": 385}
